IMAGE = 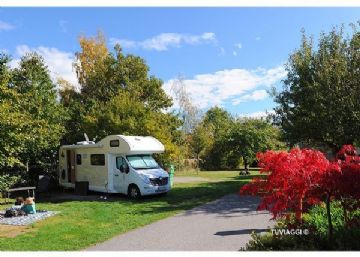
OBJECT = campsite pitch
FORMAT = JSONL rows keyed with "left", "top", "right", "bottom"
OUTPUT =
{"left": 0, "top": 171, "right": 262, "bottom": 251}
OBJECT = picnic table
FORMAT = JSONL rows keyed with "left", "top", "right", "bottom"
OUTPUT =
{"left": 3, "top": 187, "right": 36, "bottom": 204}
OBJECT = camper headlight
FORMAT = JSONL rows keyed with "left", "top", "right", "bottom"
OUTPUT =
{"left": 139, "top": 173, "right": 151, "bottom": 184}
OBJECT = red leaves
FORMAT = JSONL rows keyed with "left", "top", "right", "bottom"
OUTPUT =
{"left": 240, "top": 145, "right": 360, "bottom": 221}
{"left": 336, "top": 144, "right": 357, "bottom": 160}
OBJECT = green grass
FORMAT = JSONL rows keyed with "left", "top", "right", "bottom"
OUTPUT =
{"left": 0, "top": 171, "right": 258, "bottom": 251}
{"left": 176, "top": 169, "right": 261, "bottom": 179}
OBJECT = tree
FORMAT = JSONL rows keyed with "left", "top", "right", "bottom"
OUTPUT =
{"left": 240, "top": 145, "right": 360, "bottom": 242}
{"left": 74, "top": 32, "right": 172, "bottom": 110}
{"left": 81, "top": 90, "right": 182, "bottom": 165}
{"left": 171, "top": 76, "right": 201, "bottom": 134}
{"left": 318, "top": 145, "right": 360, "bottom": 239}
{"left": 240, "top": 148, "right": 330, "bottom": 220}
{"left": 227, "top": 118, "right": 285, "bottom": 174}
{"left": 189, "top": 122, "right": 214, "bottom": 166}
{"left": 200, "top": 107, "right": 234, "bottom": 170}
{"left": 0, "top": 53, "right": 31, "bottom": 169}
{"left": 0, "top": 52, "right": 66, "bottom": 187}
{"left": 62, "top": 32, "right": 181, "bottom": 166}
{"left": 11, "top": 53, "right": 66, "bottom": 174}
{"left": 273, "top": 25, "right": 360, "bottom": 152}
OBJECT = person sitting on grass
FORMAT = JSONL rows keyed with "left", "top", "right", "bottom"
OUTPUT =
{"left": 21, "top": 197, "right": 36, "bottom": 214}
{"left": 14, "top": 197, "right": 24, "bottom": 206}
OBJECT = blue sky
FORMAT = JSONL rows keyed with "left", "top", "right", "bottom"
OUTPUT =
{"left": 1, "top": 8, "right": 360, "bottom": 117}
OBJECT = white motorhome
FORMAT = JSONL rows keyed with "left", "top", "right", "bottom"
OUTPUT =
{"left": 58, "top": 135, "right": 170, "bottom": 198}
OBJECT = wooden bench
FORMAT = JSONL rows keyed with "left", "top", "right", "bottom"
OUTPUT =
{"left": 4, "top": 187, "right": 36, "bottom": 204}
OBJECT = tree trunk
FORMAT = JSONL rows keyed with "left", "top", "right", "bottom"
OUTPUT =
{"left": 196, "top": 153, "right": 199, "bottom": 175}
{"left": 240, "top": 157, "right": 250, "bottom": 175}
{"left": 244, "top": 158, "right": 249, "bottom": 174}
{"left": 296, "top": 196, "right": 303, "bottom": 221}
{"left": 341, "top": 200, "right": 349, "bottom": 228}
{"left": 326, "top": 193, "right": 334, "bottom": 242}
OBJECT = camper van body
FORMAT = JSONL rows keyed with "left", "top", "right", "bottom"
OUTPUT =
{"left": 58, "top": 135, "right": 170, "bottom": 197}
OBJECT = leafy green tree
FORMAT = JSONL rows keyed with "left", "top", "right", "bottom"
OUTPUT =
{"left": 11, "top": 53, "right": 67, "bottom": 174}
{"left": 0, "top": 52, "right": 67, "bottom": 188}
{"left": 0, "top": 53, "right": 31, "bottom": 169}
{"left": 200, "top": 107, "right": 234, "bottom": 170}
{"left": 81, "top": 90, "right": 182, "bottom": 165}
{"left": 74, "top": 32, "right": 172, "bottom": 110}
{"left": 190, "top": 122, "right": 214, "bottom": 164}
{"left": 61, "top": 32, "right": 182, "bottom": 166}
{"left": 273, "top": 25, "right": 360, "bottom": 151}
{"left": 227, "top": 118, "right": 285, "bottom": 173}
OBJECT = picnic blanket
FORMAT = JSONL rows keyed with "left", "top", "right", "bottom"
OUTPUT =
{"left": 0, "top": 211, "right": 59, "bottom": 226}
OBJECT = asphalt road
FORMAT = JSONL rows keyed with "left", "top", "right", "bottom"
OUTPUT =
{"left": 86, "top": 194, "right": 274, "bottom": 251}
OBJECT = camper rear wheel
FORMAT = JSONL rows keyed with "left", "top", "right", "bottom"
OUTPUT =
{"left": 128, "top": 185, "right": 141, "bottom": 199}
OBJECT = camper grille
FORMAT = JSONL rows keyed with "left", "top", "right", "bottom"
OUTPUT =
{"left": 149, "top": 177, "right": 168, "bottom": 186}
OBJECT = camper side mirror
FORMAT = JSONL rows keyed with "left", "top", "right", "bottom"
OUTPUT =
{"left": 120, "top": 165, "right": 129, "bottom": 174}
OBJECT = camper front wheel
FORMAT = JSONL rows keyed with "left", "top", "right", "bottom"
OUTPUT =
{"left": 128, "top": 185, "right": 141, "bottom": 199}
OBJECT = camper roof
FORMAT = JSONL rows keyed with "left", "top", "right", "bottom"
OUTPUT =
{"left": 100, "top": 135, "right": 165, "bottom": 154}
{"left": 61, "top": 135, "right": 165, "bottom": 155}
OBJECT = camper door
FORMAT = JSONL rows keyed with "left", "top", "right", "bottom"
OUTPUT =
{"left": 114, "top": 156, "right": 129, "bottom": 193}
{"left": 66, "top": 150, "right": 76, "bottom": 183}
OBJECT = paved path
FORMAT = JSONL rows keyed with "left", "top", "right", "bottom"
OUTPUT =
{"left": 87, "top": 194, "right": 274, "bottom": 251}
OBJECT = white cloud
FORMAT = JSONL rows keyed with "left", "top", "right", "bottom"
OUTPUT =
{"left": 163, "top": 65, "right": 286, "bottom": 109}
{"left": 0, "top": 20, "right": 15, "bottom": 31}
{"left": 235, "top": 43, "right": 242, "bottom": 49}
{"left": 238, "top": 110, "right": 275, "bottom": 119}
{"left": 232, "top": 89, "right": 268, "bottom": 105}
{"left": 12, "top": 45, "right": 79, "bottom": 89}
{"left": 232, "top": 51, "right": 237, "bottom": 56}
{"left": 110, "top": 32, "right": 217, "bottom": 51}
{"left": 255, "top": 36, "right": 261, "bottom": 41}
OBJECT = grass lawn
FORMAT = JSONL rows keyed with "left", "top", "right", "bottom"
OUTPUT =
{"left": 0, "top": 171, "right": 259, "bottom": 251}
{"left": 176, "top": 168, "right": 261, "bottom": 179}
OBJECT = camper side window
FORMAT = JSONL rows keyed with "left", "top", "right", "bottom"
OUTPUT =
{"left": 116, "top": 157, "right": 129, "bottom": 173}
{"left": 116, "top": 157, "right": 123, "bottom": 170}
{"left": 110, "top": 140, "right": 120, "bottom": 147}
{"left": 91, "top": 154, "right": 105, "bottom": 166}
{"left": 76, "top": 154, "right": 82, "bottom": 165}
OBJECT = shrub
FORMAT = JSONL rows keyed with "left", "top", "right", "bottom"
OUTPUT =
{"left": 241, "top": 145, "right": 360, "bottom": 241}
{"left": 0, "top": 174, "right": 20, "bottom": 196}
{"left": 244, "top": 202, "right": 360, "bottom": 250}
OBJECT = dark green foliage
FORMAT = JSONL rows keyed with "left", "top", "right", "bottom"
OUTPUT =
{"left": 244, "top": 201, "right": 360, "bottom": 250}
{"left": 199, "top": 107, "right": 234, "bottom": 170}
{"left": 0, "top": 174, "right": 19, "bottom": 195}
{"left": 0, "top": 52, "right": 67, "bottom": 186}
{"left": 196, "top": 107, "right": 285, "bottom": 170}
{"left": 273, "top": 25, "right": 360, "bottom": 150}
{"left": 227, "top": 118, "right": 286, "bottom": 170}
{"left": 61, "top": 35, "right": 182, "bottom": 166}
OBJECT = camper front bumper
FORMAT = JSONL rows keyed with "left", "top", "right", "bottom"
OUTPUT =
{"left": 142, "top": 184, "right": 170, "bottom": 195}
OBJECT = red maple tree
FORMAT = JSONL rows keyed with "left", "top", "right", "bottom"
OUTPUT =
{"left": 240, "top": 148, "right": 330, "bottom": 220}
{"left": 240, "top": 145, "right": 360, "bottom": 240}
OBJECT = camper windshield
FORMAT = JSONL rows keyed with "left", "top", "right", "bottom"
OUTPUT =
{"left": 126, "top": 155, "right": 159, "bottom": 170}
